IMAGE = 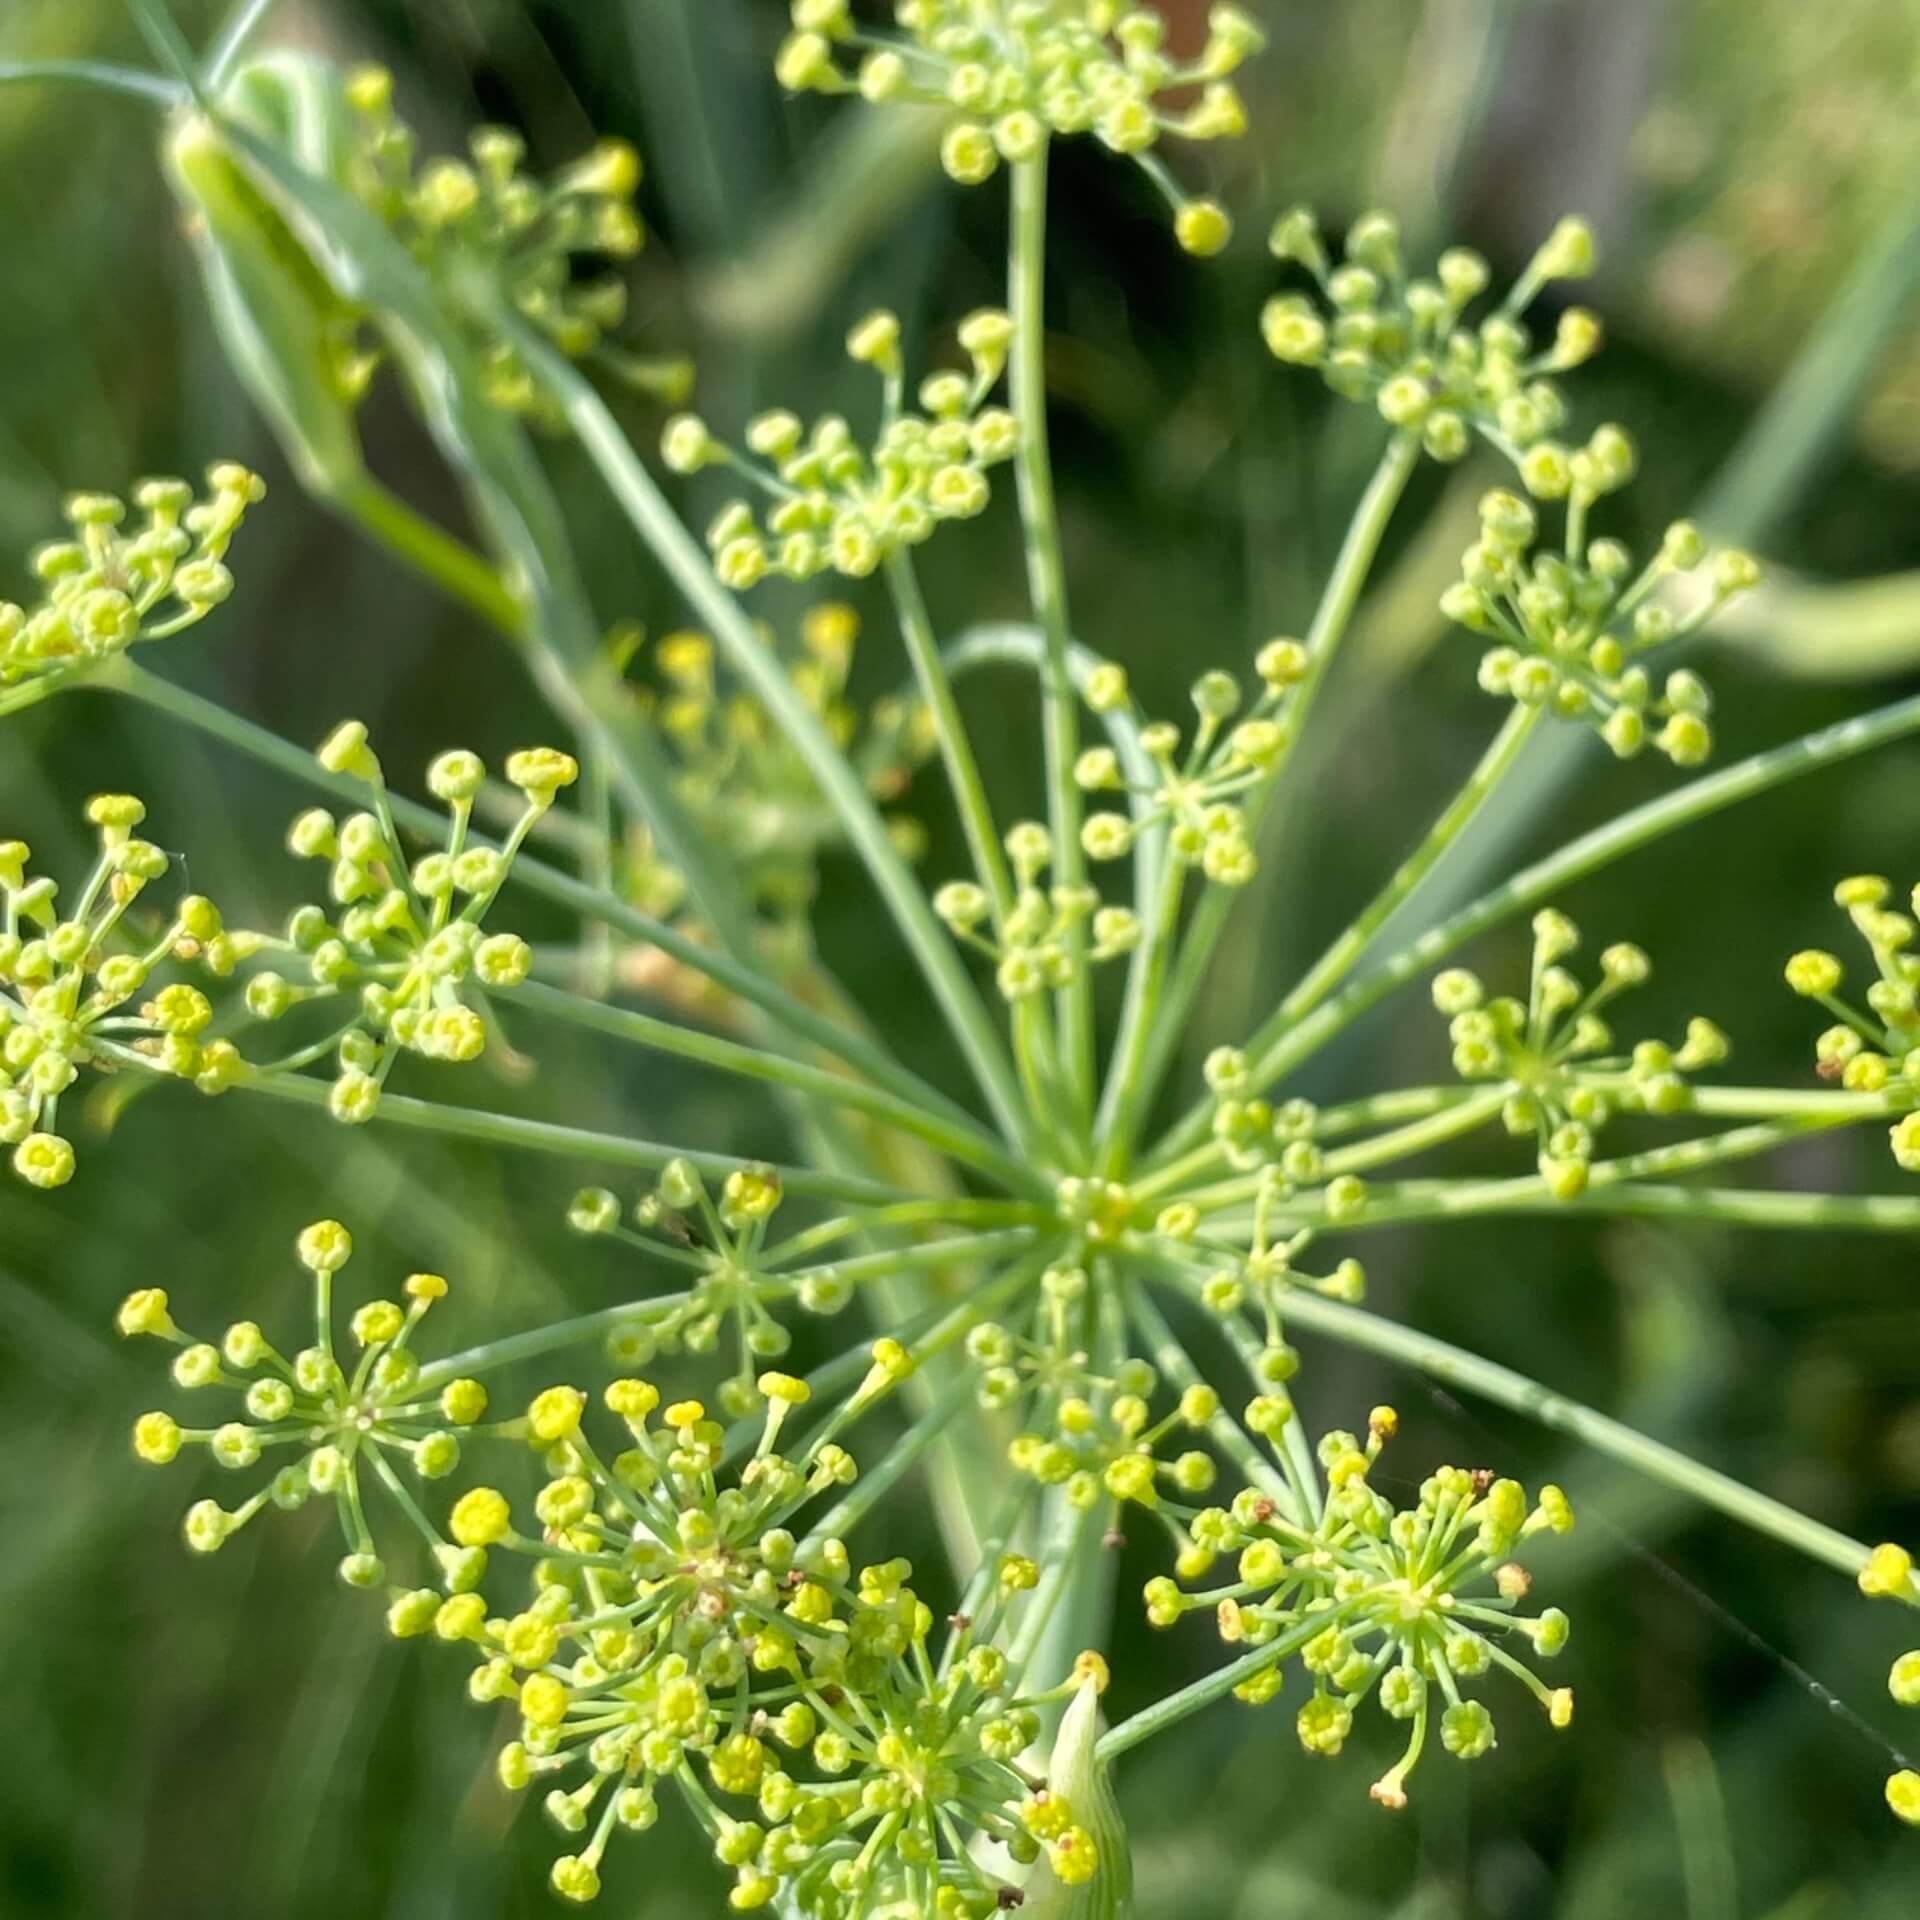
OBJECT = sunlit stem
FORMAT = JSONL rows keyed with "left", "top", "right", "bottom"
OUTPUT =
{"left": 1009, "top": 146, "right": 1094, "bottom": 1126}
{"left": 1097, "top": 1601, "right": 1366, "bottom": 1762}
{"left": 1317, "top": 1087, "right": 1508, "bottom": 1177}
{"left": 92, "top": 1036, "right": 917, "bottom": 1206}
{"left": 205, "top": 0, "right": 285, "bottom": 89}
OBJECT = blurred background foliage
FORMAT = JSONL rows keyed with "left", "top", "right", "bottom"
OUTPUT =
{"left": 3, "top": 1, "right": 1920, "bottom": 1914}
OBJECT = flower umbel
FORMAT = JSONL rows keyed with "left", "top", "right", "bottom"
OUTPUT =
{"left": 1434, "top": 910, "right": 1729, "bottom": 1196}
{"left": 118, "top": 1219, "right": 486, "bottom": 1589}
{"left": 338, "top": 66, "right": 689, "bottom": 419}
{"left": 665, "top": 308, "right": 1020, "bottom": 588}
{"left": 1443, "top": 488, "right": 1759, "bottom": 766}
{"left": 1263, "top": 207, "right": 1601, "bottom": 464}
{"left": 775, "top": 0, "right": 1262, "bottom": 250}
{"left": 1152, "top": 1410, "right": 1575, "bottom": 1811}
{"left": 224, "top": 728, "right": 570, "bottom": 1123}
{"left": 0, "top": 465, "right": 263, "bottom": 696}
{"left": 471, "top": 1373, "right": 1109, "bottom": 1913}
{"left": 0, "top": 797, "right": 238, "bottom": 1188}
{"left": 1785, "top": 875, "right": 1920, "bottom": 1172}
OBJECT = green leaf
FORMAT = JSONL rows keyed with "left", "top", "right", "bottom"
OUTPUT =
{"left": 162, "top": 65, "right": 367, "bottom": 495}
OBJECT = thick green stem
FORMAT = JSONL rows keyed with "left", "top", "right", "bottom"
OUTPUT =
{"left": 1152, "top": 686, "right": 1920, "bottom": 1164}
{"left": 1130, "top": 1086, "right": 1495, "bottom": 1206}
{"left": 0, "top": 58, "right": 183, "bottom": 104}
{"left": 511, "top": 978, "right": 1042, "bottom": 1194}
{"left": 0, "top": 677, "right": 67, "bottom": 720}
{"left": 1688, "top": 1085, "right": 1900, "bottom": 1120}
{"left": 1009, "top": 147, "right": 1093, "bottom": 1123}
{"left": 206, "top": 0, "right": 285, "bottom": 88}
{"left": 510, "top": 325, "right": 1034, "bottom": 1156}
{"left": 1543, "top": 1182, "right": 1920, "bottom": 1233}
{"left": 1198, "top": 1109, "right": 1881, "bottom": 1235}
{"left": 1317, "top": 1087, "right": 1508, "bottom": 1177}
{"left": 1134, "top": 432, "right": 1422, "bottom": 1128}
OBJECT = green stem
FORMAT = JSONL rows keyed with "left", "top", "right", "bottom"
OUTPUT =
{"left": 1009, "top": 147, "right": 1093, "bottom": 1123}
{"left": 1094, "top": 844, "right": 1188, "bottom": 1175}
{"left": 798, "top": 1371, "right": 978, "bottom": 1552}
{"left": 1315, "top": 1085, "right": 1486, "bottom": 1135}
{"left": 1687, "top": 1085, "right": 1900, "bottom": 1120}
{"left": 884, "top": 551, "right": 1013, "bottom": 921}
{"left": 1152, "top": 1090, "right": 1497, "bottom": 1205}
{"left": 1216, "top": 1303, "right": 1323, "bottom": 1528}
{"left": 1277, "top": 702, "right": 1540, "bottom": 1025}
{"left": 1097, "top": 1603, "right": 1357, "bottom": 1762}
{"left": 511, "top": 979, "right": 1042, "bottom": 1194}
{"left": 411, "top": 1228, "right": 1046, "bottom": 1394}
{"left": 0, "top": 59, "right": 183, "bottom": 105}
{"left": 1152, "top": 685, "right": 1920, "bottom": 1164}
{"left": 1205, "top": 1111, "right": 1879, "bottom": 1235}
{"left": 415, "top": 1291, "right": 694, "bottom": 1391}
{"left": 943, "top": 622, "right": 1168, "bottom": 906}
{"left": 0, "top": 675, "right": 69, "bottom": 720}
{"left": 1317, "top": 1087, "right": 1508, "bottom": 1177}
{"left": 1123, "top": 1276, "right": 1294, "bottom": 1514}
{"left": 96, "top": 1040, "right": 913, "bottom": 1206}
{"left": 762, "top": 1198, "right": 1051, "bottom": 1264}
{"left": 1238, "top": 1282, "right": 1873, "bottom": 1583}
{"left": 104, "top": 660, "right": 970, "bottom": 1130}
{"left": 1134, "top": 432, "right": 1422, "bottom": 1129}
{"left": 206, "top": 0, "right": 286, "bottom": 90}
{"left": 1540, "top": 1181, "right": 1920, "bottom": 1233}
{"left": 510, "top": 324, "right": 1034, "bottom": 1157}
